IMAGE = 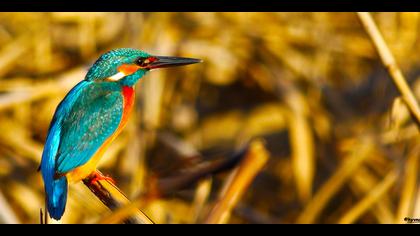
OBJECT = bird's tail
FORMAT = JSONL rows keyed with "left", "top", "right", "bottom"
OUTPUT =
{"left": 41, "top": 122, "right": 68, "bottom": 220}
{"left": 45, "top": 176, "right": 68, "bottom": 220}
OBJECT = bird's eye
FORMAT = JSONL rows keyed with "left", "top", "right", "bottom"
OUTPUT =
{"left": 136, "top": 57, "right": 149, "bottom": 67}
{"left": 136, "top": 56, "right": 157, "bottom": 68}
{"left": 136, "top": 57, "right": 147, "bottom": 66}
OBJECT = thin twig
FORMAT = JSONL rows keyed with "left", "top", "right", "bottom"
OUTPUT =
{"left": 203, "top": 139, "right": 269, "bottom": 224}
{"left": 357, "top": 12, "right": 420, "bottom": 128}
{"left": 40, "top": 208, "right": 44, "bottom": 224}
{"left": 83, "top": 170, "right": 154, "bottom": 224}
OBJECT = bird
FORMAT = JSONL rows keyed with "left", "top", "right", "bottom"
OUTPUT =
{"left": 39, "top": 48, "right": 202, "bottom": 220}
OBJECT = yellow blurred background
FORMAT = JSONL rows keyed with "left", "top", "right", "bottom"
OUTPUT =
{"left": 0, "top": 12, "right": 419, "bottom": 224}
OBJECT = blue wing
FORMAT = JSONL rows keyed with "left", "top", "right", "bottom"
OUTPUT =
{"left": 40, "top": 80, "right": 124, "bottom": 220}
{"left": 41, "top": 80, "right": 88, "bottom": 176}
{"left": 54, "top": 82, "right": 123, "bottom": 174}
{"left": 40, "top": 80, "right": 88, "bottom": 219}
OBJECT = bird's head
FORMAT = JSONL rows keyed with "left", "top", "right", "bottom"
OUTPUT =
{"left": 86, "top": 48, "right": 202, "bottom": 86}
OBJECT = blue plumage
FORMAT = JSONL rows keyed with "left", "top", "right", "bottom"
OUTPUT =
{"left": 40, "top": 81, "right": 124, "bottom": 220}
{"left": 86, "top": 48, "right": 149, "bottom": 82}
{"left": 40, "top": 48, "right": 201, "bottom": 220}
{"left": 40, "top": 81, "right": 86, "bottom": 220}
{"left": 41, "top": 118, "right": 67, "bottom": 219}
{"left": 56, "top": 82, "right": 123, "bottom": 173}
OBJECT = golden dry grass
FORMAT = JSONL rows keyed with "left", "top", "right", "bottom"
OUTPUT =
{"left": 0, "top": 12, "right": 419, "bottom": 224}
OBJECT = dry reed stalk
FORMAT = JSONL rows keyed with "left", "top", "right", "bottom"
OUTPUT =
{"left": 191, "top": 178, "right": 212, "bottom": 223}
{"left": 83, "top": 170, "right": 154, "bottom": 224}
{"left": 97, "top": 195, "right": 153, "bottom": 224}
{"left": 203, "top": 139, "right": 269, "bottom": 224}
{"left": 357, "top": 12, "right": 420, "bottom": 128}
{"left": 348, "top": 167, "right": 394, "bottom": 224}
{"left": 338, "top": 170, "right": 398, "bottom": 224}
{"left": 96, "top": 140, "right": 253, "bottom": 224}
{"left": 412, "top": 187, "right": 420, "bottom": 218}
{"left": 0, "top": 68, "right": 85, "bottom": 112}
{"left": 0, "top": 35, "right": 30, "bottom": 78}
{"left": 287, "top": 104, "right": 314, "bottom": 203}
{"left": 395, "top": 145, "right": 420, "bottom": 223}
{"left": 0, "top": 190, "right": 19, "bottom": 224}
{"left": 296, "top": 136, "right": 374, "bottom": 223}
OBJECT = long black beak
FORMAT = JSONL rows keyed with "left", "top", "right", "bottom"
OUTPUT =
{"left": 147, "top": 56, "right": 202, "bottom": 69}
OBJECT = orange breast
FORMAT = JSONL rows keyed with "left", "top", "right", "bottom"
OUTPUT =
{"left": 116, "top": 86, "right": 135, "bottom": 134}
{"left": 66, "top": 86, "right": 135, "bottom": 182}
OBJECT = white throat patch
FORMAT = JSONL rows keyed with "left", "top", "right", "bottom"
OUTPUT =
{"left": 107, "top": 72, "right": 126, "bottom": 81}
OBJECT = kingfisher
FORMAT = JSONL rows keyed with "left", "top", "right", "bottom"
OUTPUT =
{"left": 39, "top": 48, "right": 201, "bottom": 220}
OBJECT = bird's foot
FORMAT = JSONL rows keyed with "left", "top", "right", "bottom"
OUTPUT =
{"left": 89, "top": 171, "right": 116, "bottom": 185}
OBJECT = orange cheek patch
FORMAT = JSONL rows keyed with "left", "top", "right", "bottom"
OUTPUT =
{"left": 118, "top": 64, "right": 140, "bottom": 75}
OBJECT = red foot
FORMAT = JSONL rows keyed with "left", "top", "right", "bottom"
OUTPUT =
{"left": 89, "top": 171, "right": 116, "bottom": 185}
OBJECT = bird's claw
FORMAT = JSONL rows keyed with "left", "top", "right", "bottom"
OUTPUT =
{"left": 89, "top": 172, "right": 116, "bottom": 185}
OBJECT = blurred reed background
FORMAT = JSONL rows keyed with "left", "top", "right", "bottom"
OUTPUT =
{"left": 0, "top": 12, "right": 419, "bottom": 224}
